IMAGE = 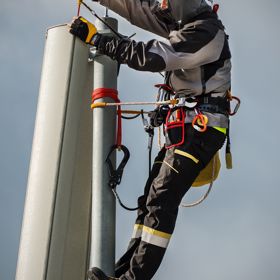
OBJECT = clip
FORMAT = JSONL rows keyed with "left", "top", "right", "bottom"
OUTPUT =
{"left": 192, "top": 110, "right": 208, "bottom": 132}
{"left": 106, "top": 145, "right": 130, "bottom": 188}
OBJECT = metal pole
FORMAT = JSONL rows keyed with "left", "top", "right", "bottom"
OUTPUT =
{"left": 90, "top": 17, "right": 118, "bottom": 276}
{"left": 16, "top": 25, "right": 93, "bottom": 280}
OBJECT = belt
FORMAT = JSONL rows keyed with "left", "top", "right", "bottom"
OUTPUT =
{"left": 186, "top": 96, "right": 230, "bottom": 115}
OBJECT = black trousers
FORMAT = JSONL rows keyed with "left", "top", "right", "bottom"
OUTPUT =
{"left": 115, "top": 124, "right": 226, "bottom": 280}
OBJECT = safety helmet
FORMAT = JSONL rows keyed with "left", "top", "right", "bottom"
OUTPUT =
{"left": 159, "top": 0, "right": 213, "bottom": 24}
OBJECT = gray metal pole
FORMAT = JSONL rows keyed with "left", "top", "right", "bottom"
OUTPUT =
{"left": 16, "top": 25, "right": 93, "bottom": 280}
{"left": 90, "top": 17, "right": 118, "bottom": 276}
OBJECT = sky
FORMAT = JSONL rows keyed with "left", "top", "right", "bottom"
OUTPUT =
{"left": 1, "top": 0, "right": 280, "bottom": 279}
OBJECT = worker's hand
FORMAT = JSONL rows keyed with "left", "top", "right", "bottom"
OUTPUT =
{"left": 69, "top": 16, "right": 98, "bottom": 45}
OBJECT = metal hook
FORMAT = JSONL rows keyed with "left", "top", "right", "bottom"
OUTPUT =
{"left": 106, "top": 145, "right": 130, "bottom": 188}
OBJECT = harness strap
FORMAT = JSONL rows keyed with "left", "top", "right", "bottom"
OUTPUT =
{"left": 194, "top": 96, "right": 230, "bottom": 115}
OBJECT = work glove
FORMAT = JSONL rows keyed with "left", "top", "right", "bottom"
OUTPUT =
{"left": 69, "top": 16, "right": 99, "bottom": 45}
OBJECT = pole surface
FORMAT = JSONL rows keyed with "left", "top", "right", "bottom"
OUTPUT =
{"left": 90, "top": 17, "right": 118, "bottom": 276}
{"left": 16, "top": 25, "right": 93, "bottom": 280}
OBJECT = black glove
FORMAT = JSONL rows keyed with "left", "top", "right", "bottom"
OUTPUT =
{"left": 69, "top": 16, "right": 98, "bottom": 45}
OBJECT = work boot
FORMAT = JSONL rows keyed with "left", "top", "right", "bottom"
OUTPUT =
{"left": 88, "top": 267, "right": 118, "bottom": 280}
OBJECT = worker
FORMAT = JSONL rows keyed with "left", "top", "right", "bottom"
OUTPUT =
{"left": 69, "top": 0, "right": 231, "bottom": 279}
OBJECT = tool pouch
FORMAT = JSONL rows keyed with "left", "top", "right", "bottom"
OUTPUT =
{"left": 164, "top": 108, "right": 186, "bottom": 149}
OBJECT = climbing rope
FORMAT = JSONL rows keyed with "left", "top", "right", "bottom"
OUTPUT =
{"left": 91, "top": 99, "right": 178, "bottom": 109}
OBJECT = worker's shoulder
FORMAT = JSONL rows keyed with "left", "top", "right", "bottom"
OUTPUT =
{"left": 169, "top": 19, "right": 225, "bottom": 53}
{"left": 180, "top": 17, "right": 225, "bottom": 36}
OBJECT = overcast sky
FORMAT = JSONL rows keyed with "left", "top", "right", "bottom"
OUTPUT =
{"left": 1, "top": 0, "right": 280, "bottom": 279}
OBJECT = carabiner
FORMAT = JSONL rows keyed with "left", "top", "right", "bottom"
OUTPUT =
{"left": 192, "top": 110, "right": 208, "bottom": 132}
{"left": 229, "top": 96, "right": 241, "bottom": 116}
{"left": 106, "top": 145, "right": 130, "bottom": 188}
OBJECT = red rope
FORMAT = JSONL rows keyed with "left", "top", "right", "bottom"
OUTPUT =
{"left": 92, "top": 88, "right": 122, "bottom": 147}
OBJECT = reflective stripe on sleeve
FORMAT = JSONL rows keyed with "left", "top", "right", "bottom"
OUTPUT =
{"left": 132, "top": 224, "right": 143, "bottom": 239}
{"left": 174, "top": 149, "right": 199, "bottom": 164}
{"left": 141, "top": 226, "right": 171, "bottom": 248}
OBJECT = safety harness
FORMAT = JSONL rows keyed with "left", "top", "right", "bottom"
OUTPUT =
{"left": 91, "top": 85, "right": 240, "bottom": 210}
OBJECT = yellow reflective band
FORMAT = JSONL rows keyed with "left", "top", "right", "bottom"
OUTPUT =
{"left": 134, "top": 224, "right": 143, "bottom": 231}
{"left": 213, "top": 127, "right": 227, "bottom": 134}
{"left": 132, "top": 224, "right": 143, "bottom": 239}
{"left": 163, "top": 160, "right": 179, "bottom": 173}
{"left": 143, "top": 226, "right": 171, "bottom": 239}
{"left": 142, "top": 226, "right": 171, "bottom": 248}
{"left": 174, "top": 149, "right": 199, "bottom": 164}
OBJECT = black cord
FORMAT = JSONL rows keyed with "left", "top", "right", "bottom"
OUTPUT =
{"left": 112, "top": 188, "right": 139, "bottom": 211}
{"left": 121, "top": 113, "right": 141, "bottom": 120}
{"left": 148, "top": 138, "right": 153, "bottom": 174}
{"left": 81, "top": 1, "right": 123, "bottom": 38}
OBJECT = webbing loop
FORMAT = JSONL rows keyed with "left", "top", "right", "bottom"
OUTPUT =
{"left": 92, "top": 88, "right": 122, "bottom": 147}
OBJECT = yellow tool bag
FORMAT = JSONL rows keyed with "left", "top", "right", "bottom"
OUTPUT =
{"left": 192, "top": 152, "right": 221, "bottom": 187}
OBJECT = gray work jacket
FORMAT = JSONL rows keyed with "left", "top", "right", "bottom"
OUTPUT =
{"left": 97, "top": 0, "right": 231, "bottom": 128}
